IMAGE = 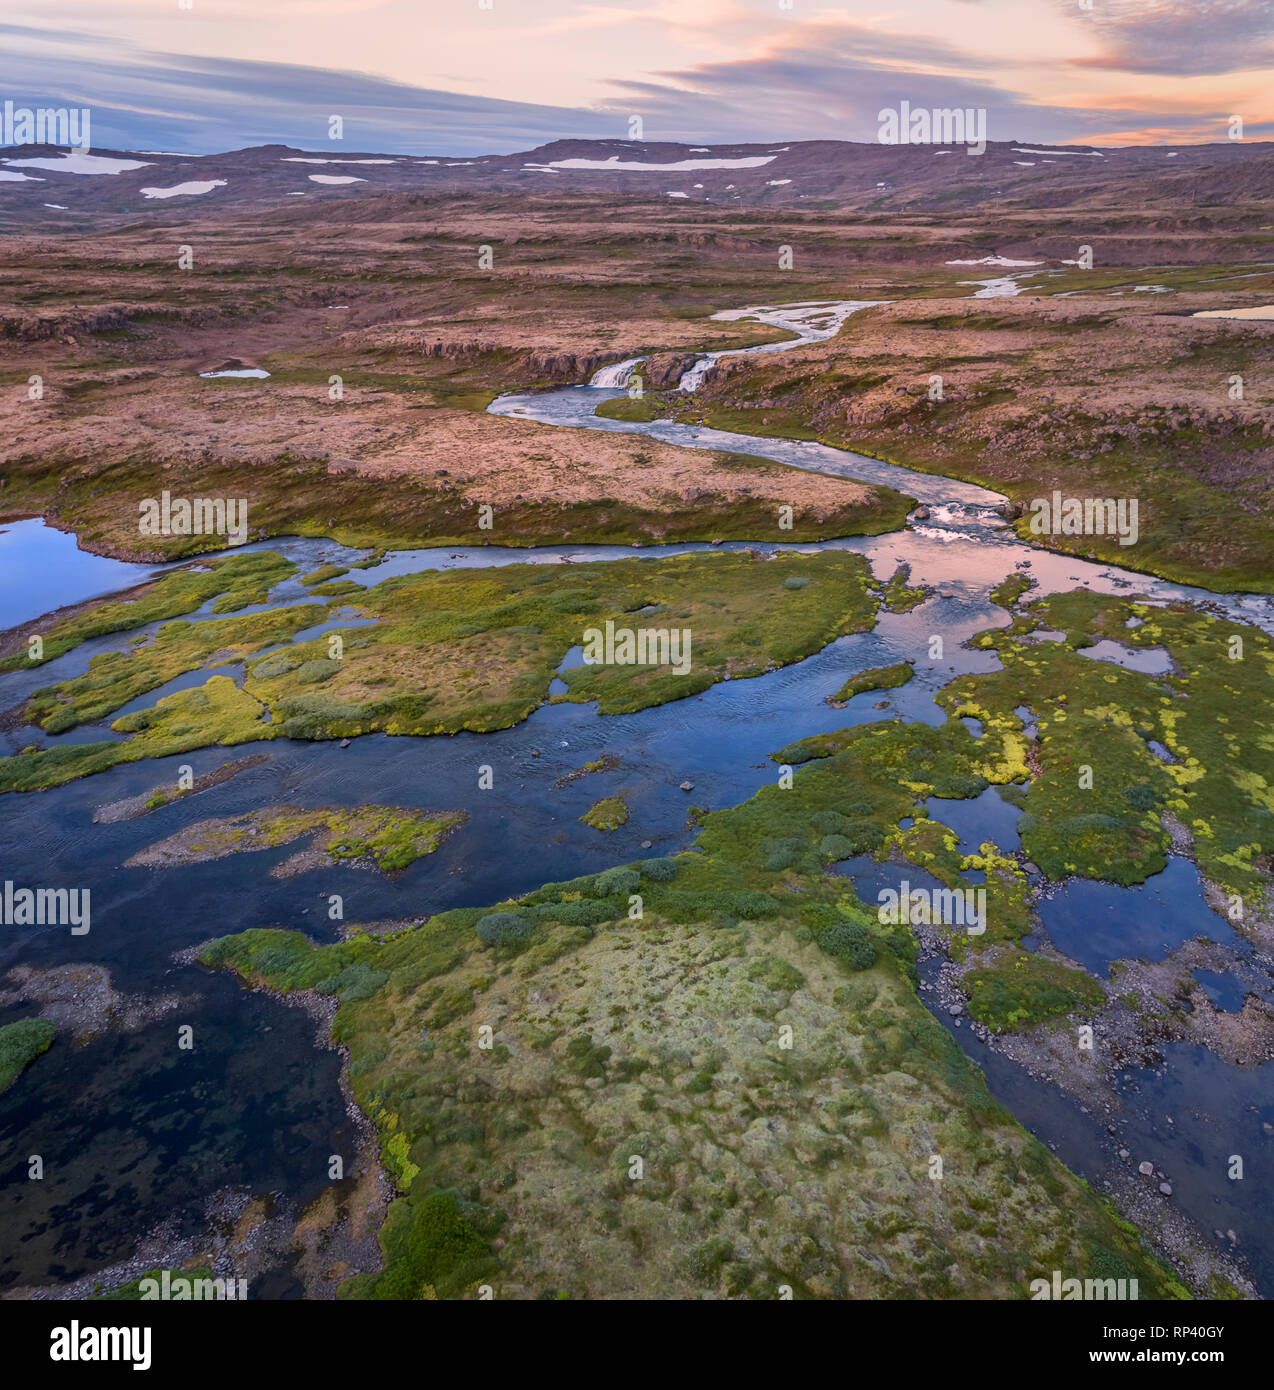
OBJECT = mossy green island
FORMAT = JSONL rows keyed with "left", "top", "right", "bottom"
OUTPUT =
{"left": 828, "top": 661, "right": 914, "bottom": 706}
{"left": 126, "top": 805, "right": 467, "bottom": 876}
{"left": 0, "top": 1018, "right": 55, "bottom": 1093}
{"left": 581, "top": 797, "right": 629, "bottom": 831}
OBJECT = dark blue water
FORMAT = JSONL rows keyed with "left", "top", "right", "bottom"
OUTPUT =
{"left": 1033, "top": 856, "right": 1240, "bottom": 976}
{"left": 922, "top": 785, "right": 1022, "bottom": 854}
{"left": 1111, "top": 1044, "right": 1274, "bottom": 1293}
{"left": 1193, "top": 969, "right": 1247, "bottom": 1012}
{"left": 834, "top": 855, "right": 950, "bottom": 905}
{"left": 0, "top": 975, "right": 350, "bottom": 1295}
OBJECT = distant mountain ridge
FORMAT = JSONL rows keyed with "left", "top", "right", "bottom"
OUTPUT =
{"left": 2, "top": 136, "right": 1272, "bottom": 225}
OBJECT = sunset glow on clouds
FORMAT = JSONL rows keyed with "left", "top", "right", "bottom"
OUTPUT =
{"left": 5, "top": 0, "right": 1271, "bottom": 153}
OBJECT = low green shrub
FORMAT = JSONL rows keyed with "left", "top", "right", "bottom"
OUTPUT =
{"left": 476, "top": 913, "right": 533, "bottom": 947}
{"left": 595, "top": 866, "right": 640, "bottom": 898}
{"left": 818, "top": 920, "right": 878, "bottom": 970}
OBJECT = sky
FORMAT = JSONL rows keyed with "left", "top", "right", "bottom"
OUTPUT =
{"left": 4, "top": 0, "right": 1272, "bottom": 155}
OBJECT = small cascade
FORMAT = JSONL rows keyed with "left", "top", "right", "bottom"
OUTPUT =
{"left": 678, "top": 354, "right": 718, "bottom": 391}
{"left": 589, "top": 356, "right": 647, "bottom": 388}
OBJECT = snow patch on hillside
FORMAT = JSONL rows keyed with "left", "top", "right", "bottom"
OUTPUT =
{"left": 4, "top": 152, "right": 151, "bottom": 175}
{"left": 1012, "top": 147, "right": 1104, "bottom": 158}
{"left": 947, "top": 256, "right": 1043, "bottom": 267}
{"left": 547, "top": 155, "right": 775, "bottom": 172}
{"left": 141, "top": 179, "right": 226, "bottom": 199}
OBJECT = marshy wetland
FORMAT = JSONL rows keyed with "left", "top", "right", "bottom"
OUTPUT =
{"left": 3, "top": 189, "right": 1274, "bottom": 1301}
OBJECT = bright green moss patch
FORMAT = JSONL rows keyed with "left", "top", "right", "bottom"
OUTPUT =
{"left": 0, "top": 549, "right": 881, "bottom": 790}
{"left": 881, "top": 564, "right": 930, "bottom": 612}
{"left": 0, "top": 676, "right": 271, "bottom": 792}
{"left": 549, "top": 551, "right": 878, "bottom": 717}
{"left": 990, "top": 571, "right": 1035, "bottom": 608}
{"left": 773, "top": 715, "right": 1024, "bottom": 797}
{"left": 828, "top": 660, "right": 914, "bottom": 706}
{"left": 24, "top": 604, "right": 319, "bottom": 733}
{"left": 964, "top": 950, "right": 1106, "bottom": 1032}
{"left": 0, "top": 1017, "right": 55, "bottom": 1092}
{"left": 887, "top": 816, "right": 965, "bottom": 874}
{"left": 345, "top": 1190, "right": 498, "bottom": 1300}
{"left": 128, "top": 804, "right": 466, "bottom": 875}
{"left": 301, "top": 564, "right": 349, "bottom": 586}
{"left": 581, "top": 797, "right": 628, "bottom": 831}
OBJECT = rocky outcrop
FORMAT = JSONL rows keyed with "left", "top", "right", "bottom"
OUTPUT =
{"left": 2, "top": 306, "right": 130, "bottom": 342}
{"left": 642, "top": 352, "right": 698, "bottom": 388}
{"left": 418, "top": 337, "right": 613, "bottom": 382}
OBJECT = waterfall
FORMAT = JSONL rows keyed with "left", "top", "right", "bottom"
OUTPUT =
{"left": 678, "top": 354, "right": 718, "bottom": 391}
{"left": 588, "top": 356, "right": 647, "bottom": 388}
